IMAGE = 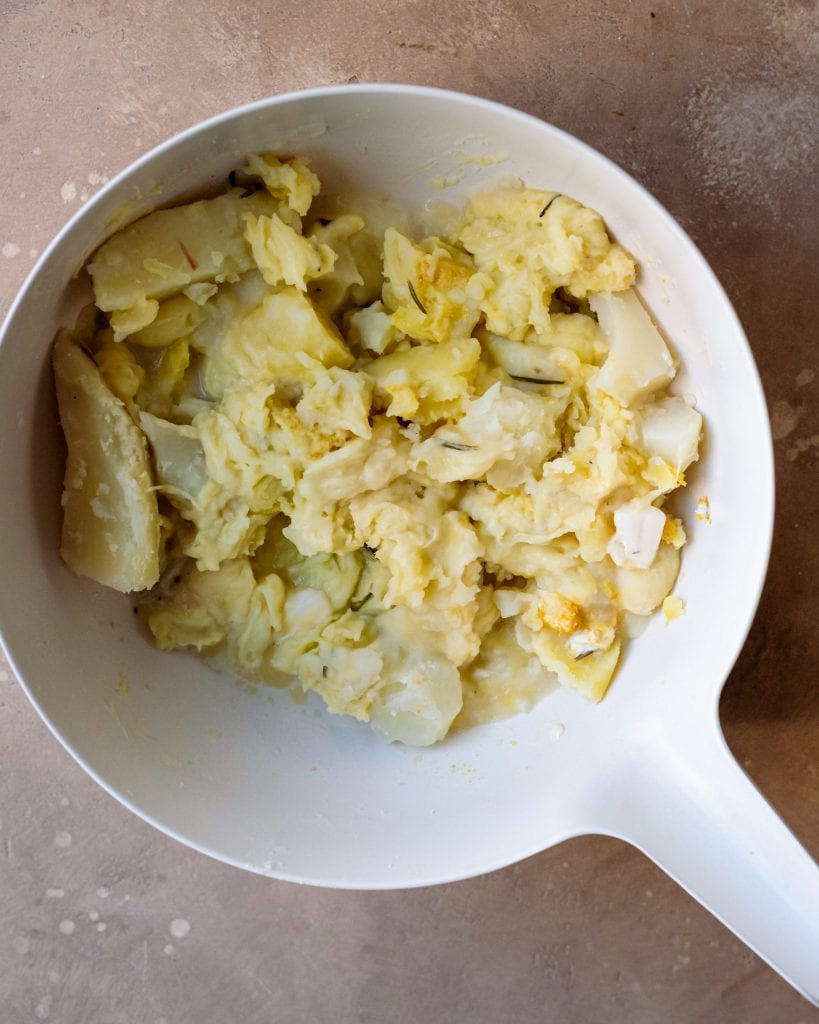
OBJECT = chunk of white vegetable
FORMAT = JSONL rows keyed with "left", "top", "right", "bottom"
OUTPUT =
{"left": 369, "top": 656, "right": 463, "bottom": 747}
{"left": 590, "top": 289, "right": 675, "bottom": 403}
{"left": 607, "top": 501, "right": 666, "bottom": 569}
{"left": 639, "top": 395, "right": 702, "bottom": 471}
{"left": 53, "top": 331, "right": 160, "bottom": 593}
{"left": 614, "top": 542, "right": 680, "bottom": 615}
{"left": 139, "top": 412, "right": 209, "bottom": 499}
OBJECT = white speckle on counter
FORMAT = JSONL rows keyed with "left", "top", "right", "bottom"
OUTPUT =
{"left": 34, "top": 998, "right": 51, "bottom": 1020}
{"left": 786, "top": 434, "right": 819, "bottom": 462}
{"left": 60, "top": 181, "right": 77, "bottom": 202}
{"left": 12, "top": 936, "right": 30, "bottom": 955}
{"left": 2, "top": 243, "right": 20, "bottom": 259}
{"left": 58, "top": 919, "right": 75, "bottom": 936}
{"left": 548, "top": 723, "right": 565, "bottom": 742}
{"left": 54, "top": 832, "right": 72, "bottom": 848}
{"left": 95, "top": 886, "right": 109, "bottom": 899}
{"left": 770, "top": 399, "right": 800, "bottom": 440}
{"left": 96, "top": 922, "right": 107, "bottom": 932}
{"left": 88, "top": 910, "right": 99, "bottom": 922}
{"left": 44, "top": 888, "right": 65, "bottom": 899}
{"left": 59, "top": 797, "right": 70, "bottom": 807}
{"left": 0, "top": 669, "right": 9, "bottom": 682}
{"left": 164, "top": 944, "right": 175, "bottom": 956}
{"left": 47, "top": 970, "right": 60, "bottom": 984}
{"left": 169, "top": 918, "right": 190, "bottom": 939}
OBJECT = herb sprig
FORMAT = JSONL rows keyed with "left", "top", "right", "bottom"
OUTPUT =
{"left": 407, "top": 280, "right": 427, "bottom": 314}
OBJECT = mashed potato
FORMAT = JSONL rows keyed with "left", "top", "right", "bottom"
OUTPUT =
{"left": 53, "top": 154, "right": 702, "bottom": 746}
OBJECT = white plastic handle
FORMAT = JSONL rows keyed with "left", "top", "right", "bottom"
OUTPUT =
{"left": 592, "top": 715, "right": 819, "bottom": 1004}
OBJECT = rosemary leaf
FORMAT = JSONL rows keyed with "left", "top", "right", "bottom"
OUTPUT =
{"left": 441, "top": 440, "right": 477, "bottom": 452}
{"left": 539, "top": 194, "right": 561, "bottom": 217}
{"left": 407, "top": 280, "right": 427, "bottom": 314}
{"left": 510, "top": 374, "right": 564, "bottom": 385}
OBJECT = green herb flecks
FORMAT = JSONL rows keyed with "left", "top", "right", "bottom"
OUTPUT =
{"left": 575, "top": 649, "right": 594, "bottom": 661}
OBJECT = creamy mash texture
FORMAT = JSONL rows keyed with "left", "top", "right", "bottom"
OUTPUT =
{"left": 53, "top": 154, "right": 702, "bottom": 746}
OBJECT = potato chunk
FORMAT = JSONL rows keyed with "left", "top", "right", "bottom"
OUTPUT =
{"left": 590, "top": 289, "right": 675, "bottom": 404}
{"left": 53, "top": 331, "right": 160, "bottom": 592}
{"left": 88, "top": 191, "right": 277, "bottom": 340}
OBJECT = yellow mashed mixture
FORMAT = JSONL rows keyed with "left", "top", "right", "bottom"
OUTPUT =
{"left": 53, "top": 153, "right": 702, "bottom": 746}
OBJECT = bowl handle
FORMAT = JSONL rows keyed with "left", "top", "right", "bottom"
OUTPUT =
{"left": 591, "top": 715, "right": 819, "bottom": 1004}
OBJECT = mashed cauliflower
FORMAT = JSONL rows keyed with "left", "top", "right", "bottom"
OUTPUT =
{"left": 53, "top": 154, "right": 703, "bottom": 746}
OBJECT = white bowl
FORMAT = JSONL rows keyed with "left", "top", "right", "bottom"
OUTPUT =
{"left": 1, "top": 85, "right": 816, "bottom": 1002}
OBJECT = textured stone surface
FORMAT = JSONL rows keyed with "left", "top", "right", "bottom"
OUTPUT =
{"left": 1, "top": 1, "right": 817, "bottom": 1021}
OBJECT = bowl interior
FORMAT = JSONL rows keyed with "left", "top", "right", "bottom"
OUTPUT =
{"left": 0, "top": 86, "right": 773, "bottom": 886}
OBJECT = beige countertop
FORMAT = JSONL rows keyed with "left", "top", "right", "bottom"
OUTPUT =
{"left": 1, "top": 2, "right": 817, "bottom": 1021}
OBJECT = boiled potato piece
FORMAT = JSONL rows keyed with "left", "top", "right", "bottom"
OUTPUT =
{"left": 88, "top": 191, "right": 278, "bottom": 340}
{"left": 519, "top": 621, "right": 621, "bottom": 702}
{"left": 590, "top": 289, "right": 675, "bottom": 404}
{"left": 53, "top": 330, "right": 160, "bottom": 592}
{"left": 209, "top": 287, "right": 353, "bottom": 391}
{"left": 614, "top": 542, "right": 680, "bottom": 615}
{"left": 129, "top": 295, "right": 203, "bottom": 349}
{"left": 638, "top": 395, "right": 703, "bottom": 472}
{"left": 366, "top": 336, "right": 481, "bottom": 422}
